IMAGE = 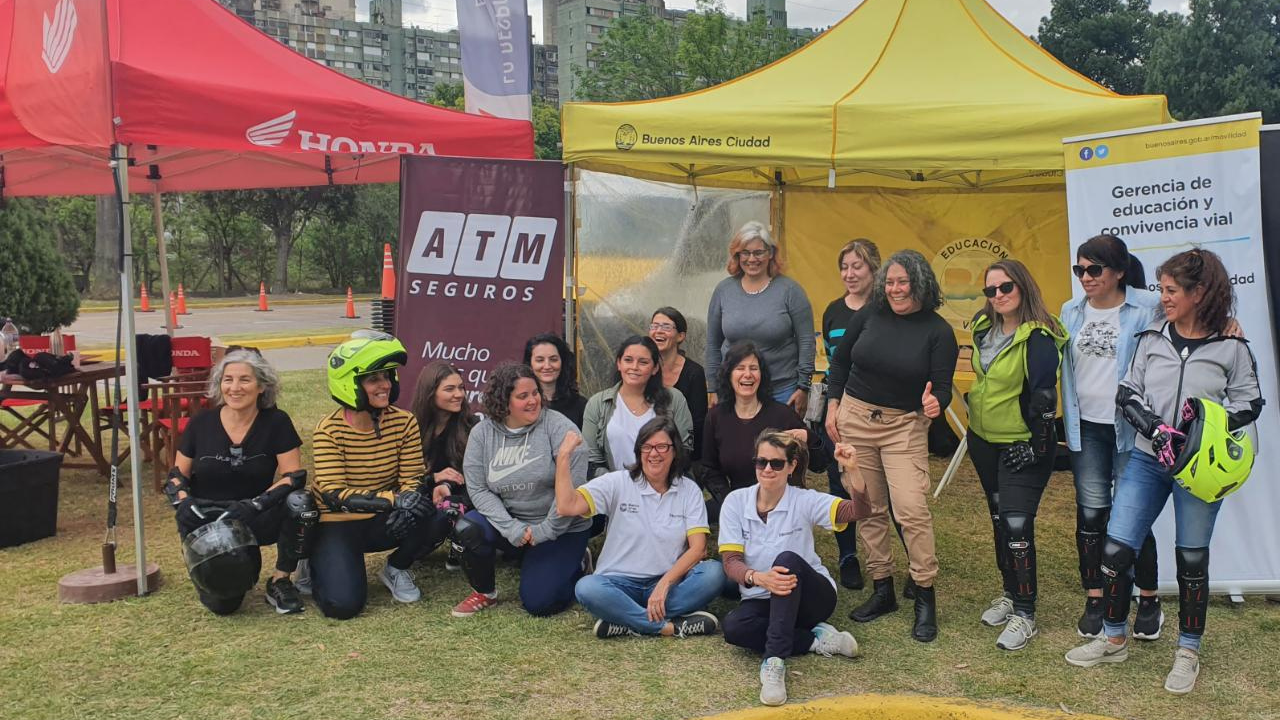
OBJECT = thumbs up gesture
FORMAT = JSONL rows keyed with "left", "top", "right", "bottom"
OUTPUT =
{"left": 921, "top": 381, "right": 941, "bottom": 419}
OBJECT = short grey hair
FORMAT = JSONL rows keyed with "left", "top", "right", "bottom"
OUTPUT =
{"left": 871, "top": 249, "right": 943, "bottom": 312}
{"left": 207, "top": 350, "right": 281, "bottom": 409}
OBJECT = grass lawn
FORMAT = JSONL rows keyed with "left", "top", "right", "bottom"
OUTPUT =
{"left": 2, "top": 368, "right": 1277, "bottom": 720}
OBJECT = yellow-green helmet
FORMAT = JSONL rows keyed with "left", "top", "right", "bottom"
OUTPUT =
{"left": 1171, "top": 398, "right": 1255, "bottom": 503}
{"left": 327, "top": 331, "right": 408, "bottom": 411}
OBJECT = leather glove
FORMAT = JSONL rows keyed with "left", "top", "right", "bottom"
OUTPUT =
{"left": 386, "top": 490, "right": 429, "bottom": 541}
{"left": 1151, "top": 425, "right": 1186, "bottom": 469}
{"left": 221, "top": 499, "right": 260, "bottom": 525}
{"left": 174, "top": 498, "right": 203, "bottom": 536}
{"left": 1000, "top": 441, "right": 1037, "bottom": 473}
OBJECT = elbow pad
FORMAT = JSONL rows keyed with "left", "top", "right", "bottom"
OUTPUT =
{"left": 1117, "top": 385, "right": 1161, "bottom": 438}
{"left": 1227, "top": 398, "right": 1265, "bottom": 431}
{"left": 323, "top": 490, "right": 393, "bottom": 514}
{"left": 1027, "top": 387, "right": 1057, "bottom": 457}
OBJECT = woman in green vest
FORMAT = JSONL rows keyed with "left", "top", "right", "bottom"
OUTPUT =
{"left": 966, "top": 259, "right": 1067, "bottom": 652}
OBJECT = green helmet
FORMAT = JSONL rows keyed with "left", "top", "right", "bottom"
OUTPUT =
{"left": 327, "top": 331, "right": 409, "bottom": 411}
{"left": 1171, "top": 397, "right": 1255, "bottom": 503}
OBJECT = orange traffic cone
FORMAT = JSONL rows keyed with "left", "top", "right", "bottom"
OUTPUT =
{"left": 167, "top": 292, "right": 183, "bottom": 330}
{"left": 176, "top": 284, "right": 190, "bottom": 315}
{"left": 139, "top": 285, "right": 154, "bottom": 312}
{"left": 255, "top": 282, "right": 271, "bottom": 312}
{"left": 342, "top": 287, "right": 359, "bottom": 319}
{"left": 380, "top": 243, "right": 396, "bottom": 300}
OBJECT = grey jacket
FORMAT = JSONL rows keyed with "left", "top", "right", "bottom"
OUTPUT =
{"left": 1120, "top": 321, "right": 1262, "bottom": 456}
{"left": 463, "top": 409, "right": 590, "bottom": 545}
{"left": 582, "top": 383, "right": 694, "bottom": 477}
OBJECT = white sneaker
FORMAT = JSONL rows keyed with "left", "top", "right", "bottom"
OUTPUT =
{"left": 981, "top": 594, "right": 1014, "bottom": 626}
{"left": 996, "top": 613, "right": 1038, "bottom": 651}
{"left": 379, "top": 564, "right": 422, "bottom": 603}
{"left": 1065, "top": 637, "right": 1129, "bottom": 668}
{"left": 1164, "top": 648, "right": 1200, "bottom": 694}
{"left": 759, "top": 657, "right": 787, "bottom": 706}
{"left": 811, "top": 622, "right": 859, "bottom": 658}
{"left": 293, "top": 559, "right": 313, "bottom": 596}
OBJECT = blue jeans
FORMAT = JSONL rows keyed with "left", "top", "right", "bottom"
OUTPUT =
{"left": 772, "top": 383, "right": 798, "bottom": 405}
{"left": 1103, "top": 451, "right": 1223, "bottom": 650}
{"left": 1070, "top": 420, "right": 1132, "bottom": 510}
{"left": 575, "top": 560, "right": 725, "bottom": 634}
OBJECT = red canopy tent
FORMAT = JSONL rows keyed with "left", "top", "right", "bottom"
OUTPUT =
{"left": 1, "top": 0, "right": 533, "bottom": 595}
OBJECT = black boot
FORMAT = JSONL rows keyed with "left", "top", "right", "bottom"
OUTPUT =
{"left": 850, "top": 577, "right": 899, "bottom": 622}
{"left": 839, "top": 556, "right": 865, "bottom": 590}
{"left": 903, "top": 576, "right": 917, "bottom": 600}
{"left": 912, "top": 584, "right": 937, "bottom": 642}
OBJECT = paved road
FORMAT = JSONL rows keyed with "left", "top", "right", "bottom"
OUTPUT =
{"left": 68, "top": 302, "right": 367, "bottom": 347}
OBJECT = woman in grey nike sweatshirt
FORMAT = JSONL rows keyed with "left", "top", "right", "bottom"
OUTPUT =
{"left": 450, "top": 363, "right": 590, "bottom": 618}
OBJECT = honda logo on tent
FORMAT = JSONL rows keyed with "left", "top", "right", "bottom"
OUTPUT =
{"left": 41, "top": 0, "right": 77, "bottom": 74}
{"left": 246, "top": 110, "right": 296, "bottom": 148}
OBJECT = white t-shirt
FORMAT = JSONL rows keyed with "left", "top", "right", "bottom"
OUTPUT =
{"left": 717, "top": 484, "right": 844, "bottom": 601}
{"left": 577, "top": 469, "right": 709, "bottom": 578}
{"left": 605, "top": 402, "right": 655, "bottom": 471}
{"left": 1071, "top": 302, "right": 1123, "bottom": 424}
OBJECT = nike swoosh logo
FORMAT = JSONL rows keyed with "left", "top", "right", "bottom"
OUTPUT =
{"left": 488, "top": 455, "right": 543, "bottom": 484}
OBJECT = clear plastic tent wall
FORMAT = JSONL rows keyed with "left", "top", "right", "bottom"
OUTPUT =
{"left": 573, "top": 170, "right": 770, "bottom": 393}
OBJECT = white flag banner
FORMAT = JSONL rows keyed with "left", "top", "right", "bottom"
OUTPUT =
{"left": 1064, "top": 113, "right": 1280, "bottom": 594}
{"left": 456, "top": 0, "right": 532, "bottom": 121}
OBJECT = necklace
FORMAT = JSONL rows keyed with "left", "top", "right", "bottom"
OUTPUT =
{"left": 735, "top": 400, "right": 762, "bottom": 419}
{"left": 743, "top": 278, "right": 772, "bottom": 296}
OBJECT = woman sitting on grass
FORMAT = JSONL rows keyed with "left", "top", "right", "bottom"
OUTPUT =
{"left": 720, "top": 431, "right": 870, "bottom": 707}
{"left": 555, "top": 417, "right": 724, "bottom": 639}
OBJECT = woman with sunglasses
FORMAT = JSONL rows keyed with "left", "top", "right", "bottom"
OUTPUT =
{"left": 557, "top": 418, "right": 724, "bottom": 639}
{"left": 1059, "top": 235, "right": 1165, "bottom": 640}
{"left": 583, "top": 335, "right": 693, "bottom": 478}
{"left": 966, "top": 260, "right": 1067, "bottom": 651}
{"left": 706, "top": 221, "right": 815, "bottom": 417}
{"left": 825, "top": 249, "right": 956, "bottom": 642}
{"left": 524, "top": 333, "right": 588, "bottom": 429}
{"left": 1066, "top": 249, "right": 1261, "bottom": 695}
{"left": 649, "top": 307, "right": 708, "bottom": 462}
{"left": 720, "top": 431, "right": 869, "bottom": 706}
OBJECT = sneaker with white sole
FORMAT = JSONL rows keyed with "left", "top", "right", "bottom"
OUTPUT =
{"left": 452, "top": 590, "right": 498, "bottom": 617}
{"left": 264, "top": 577, "right": 305, "bottom": 614}
{"left": 581, "top": 547, "right": 595, "bottom": 575}
{"left": 811, "top": 622, "right": 859, "bottom": 658}
{"left": 593, "top": 619, "right": 639, "bottom": 639}
{"left": 1164, "top": 648, "right": 1200, "bottom": 694}
{"left": 445, "top": 545, "right": 463, "bottom": 571}
{"left": 293, "top": 559, "right": 313, "bottom": 596}
{"left": 672, "top": 611, "right": 719, "bottom": 638}
{"left": 981, "top": 594, "right": 1014, "bottom": 627}
{"left": 1133, "top": 596, "right": 1164, "bottom": 640}
{"left": 379, "top": 564, "right": 421, "bottom": 603}
{"left": 1065, "top": 637, "right": 1129, "bottom": 668}
{"left": 759, "top": 657, "right": 787, "bottom": 706}
{"left": 996, "top": 613, "right": 1037, "bottom": 651}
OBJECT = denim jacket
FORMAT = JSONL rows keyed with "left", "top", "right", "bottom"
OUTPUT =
{"left": 1059, "top": 288, "right": 1160, "bottom": 453}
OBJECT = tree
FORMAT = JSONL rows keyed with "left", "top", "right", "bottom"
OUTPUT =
{"left": 38, "top": 197, "right": 96, "bottom": 290}
{"left": 239, "top": 187, "right": 355, "bottom": 292}
{"left": 1145, "top": 0, "right": 1280, "bottom": 122}
{"left": 1036, "top": 0, "right": 1161, "bottom": 95}
{"left": 0, "top": 199, "right": 80, "bottom": 333}
{"left": 678, "top": 2, "right": 797, "bottom": 89}
{"left": 191, "top": 191, "right": 269, "bottom": 295}
{"left": 303, "top": 183, "right": 397, "bottom": 290}
{"left": 533, "top": 100, "right": 561, "bottom": 160}
{"left": 574, "top": 9, "right": 684, "bottom": 102}
{"left": 428, "top": 82, "right": 465, "bottom": 110}
{"left": 89, "top": 195, "right": 121, "bottom": 299}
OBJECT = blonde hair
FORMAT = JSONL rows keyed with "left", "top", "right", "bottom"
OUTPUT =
{"left": 726, "top": 221, "right": 783, "bottom": 278}
{"left": 837, "top": 238, "right": 881, "bottom": 273}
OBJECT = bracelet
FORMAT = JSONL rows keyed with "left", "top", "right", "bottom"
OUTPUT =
{"left": 745, "top": 570, "right": 756, "bottom": 588}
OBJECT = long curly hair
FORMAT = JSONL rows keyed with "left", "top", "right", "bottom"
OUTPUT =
{"left": 1156, "top": 248, "right": 1234, "bottom": 335}
{"left": 715, "top": 341, "right": 773, "bottom": 406}
{"left": 481, "top": 363, "right": 541, "bottom": 423}
{"left": 612, "top": 335, "right": 670, "bottom": 415}
{"left": 522, "top": 333, "right": 580, "bottom": 401}
{"left": 870, "top": 249, "right": 943, "bottom": 312}
{"left": 410, "top": 360, "right": 476, "bottom": 471}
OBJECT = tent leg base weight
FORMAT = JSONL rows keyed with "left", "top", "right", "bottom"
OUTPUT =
{"left": 58, "top": 563, "right": 161, "bottom": 604}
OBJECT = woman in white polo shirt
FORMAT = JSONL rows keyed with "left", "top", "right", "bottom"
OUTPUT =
{"left": 720, "top": 430, "right": 869, "bottom": 707}
{"left": 555, "top": 417, "right": 724, "bottom": 639}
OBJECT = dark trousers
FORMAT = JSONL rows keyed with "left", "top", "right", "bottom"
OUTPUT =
{"left": 722, "top": 551, "right": 837, "bottom": 659}
{"left": 177, "top": 501, "right": 300, "bottom": 615}
{"left": 460, "top": 510, "right": 591, "bottom": 617}
{"left": 311, "top": 514, "right": 450, "bottom": 620}
{"left": 821, "top": 426, "right": 859, "bottom": 564}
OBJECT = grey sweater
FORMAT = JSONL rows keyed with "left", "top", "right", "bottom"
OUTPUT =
{"left": 705, "top": 274, "right": 816, "bottom": 395}
{"left": 463, "top": 409, "right": 590, "bottom": 545}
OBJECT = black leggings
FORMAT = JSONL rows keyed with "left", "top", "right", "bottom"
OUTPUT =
{"left": 968, "top": 431, "right": 1056, "bottom": 616}
{"left": 311, "top": 514, "right": 450, "bottom": 620}
{"left": 722, "top": 551, "right": 837, "bottom": 659}
{"left": 177, "top": 501, "right": 300, "bottom": 615}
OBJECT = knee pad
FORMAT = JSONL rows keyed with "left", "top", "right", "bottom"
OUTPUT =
{"left": 1176, "top": 546, "right": 1210, "bottom": 636}
{"left": 1100, "top": 538, "right": 1136, "bottom": 580}
{"left": 451, "top": 514, "right": 488, "bottom": 554}
{"left": 282, "top": 490, "right": 318, "bottom": 560}
{"left": 1076, "top": 506, "right": 1109, "bottom": 587}
{"left": 1134, "top": 533, "right": 1160, "bottom": 591}
{"left": 1101, "top": 538, "right": 1137, "bottom": 623}
{"left": 1077, "top": 505, "right": 1109, "bottom": 533}
{"left": 1001, "top": 512, "right": 1036, "bottom": 600}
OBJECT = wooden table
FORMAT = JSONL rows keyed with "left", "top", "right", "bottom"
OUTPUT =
{"left": 1, "top": 362, "right": 126, "bottom": 475}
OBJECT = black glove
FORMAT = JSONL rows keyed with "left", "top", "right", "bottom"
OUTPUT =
{"left": 386, "top": 490, "right": 430, "bottom": 540}
{"left": 221, "top": 499, "right": 260, "bottom": 525}
{"left": 1000, "top": 441, "right": 1036, "bottom": 472}
{"left": 174, "top": 498, "right": 203, "bottom": 536}
{"left": 1117, "top": 385, "right": 1162, "bottom": 438}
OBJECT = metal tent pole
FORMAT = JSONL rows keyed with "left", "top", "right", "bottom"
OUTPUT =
{"left": 152, "top": 187, "right": 174, "bottom": 338}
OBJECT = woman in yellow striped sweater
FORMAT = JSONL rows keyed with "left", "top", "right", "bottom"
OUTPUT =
{"left": 309, "top": 333, "right": 451, "bottom": 619}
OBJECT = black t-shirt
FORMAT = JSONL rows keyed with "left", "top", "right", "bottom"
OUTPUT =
{"left": 701, "top": 400, "right": 804, "bottom": 500}
{"left": 178, "top": 407, "right": 303, "bottom": 501}
{"left": 547, "top": 392, "right": 588, "bottom": 429}
{"left": 825, "top": 306, "right": 958, "bottom": 412}
{"left": 821, "top": 297, "right": 860, "bottom": 379}
{"left": 1167, "top": 323, "right": 1214, "bottom": 357}
{"left": 672, "top": 356, "right": 708, "bottom": 460}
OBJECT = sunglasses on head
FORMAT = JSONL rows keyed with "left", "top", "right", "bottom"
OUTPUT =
{"left": 1072, "top": 264, "right": 1106, "bottom": 279}
{"left": 982, "top": 281, "right": 1017, "bottom": 298}
{"left": 752, "top": 456, "right": 788, "bottom": 471}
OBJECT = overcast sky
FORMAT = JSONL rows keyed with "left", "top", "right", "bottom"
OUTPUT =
{"left": 374, "top": 0, "right": 1191, "bottom": 41}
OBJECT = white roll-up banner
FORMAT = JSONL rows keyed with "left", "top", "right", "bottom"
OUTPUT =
{"left": 1063, "top": 114, "right": 1280, "bottom": 594}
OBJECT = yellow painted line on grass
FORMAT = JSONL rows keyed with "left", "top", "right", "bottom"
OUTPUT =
{"left": 697, "top": 696, "right": 1115, "bottom": 720}
{"left": 80, "top": 296, "right": 377, "bottom": 313}
{"left": 80, "top": 333, "right": 351, "bottom": 358}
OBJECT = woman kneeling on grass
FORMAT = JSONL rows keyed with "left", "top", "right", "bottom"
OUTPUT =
{"left": 720, "top": 431, "right": 870, "bottom": 707}
{"left": 555, "top": 417, "right": 724, "bottom": 639}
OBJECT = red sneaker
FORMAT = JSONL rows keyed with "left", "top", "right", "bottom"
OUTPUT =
{"left": 452, "top": 591, "right": 498, "bottom": 617}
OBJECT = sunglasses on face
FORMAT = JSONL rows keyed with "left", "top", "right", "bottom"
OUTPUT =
{"left": 752, "top": 457, "right": 788, "bottom": 471}
{"left": 982, "top": 281, "right": 1017, "bottom": 298}
{"left": 1072, "top": 264, "right": 1106, "bottom": 279}
{"left": 737, "top": 249, "right": 770, "bottom": 260}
